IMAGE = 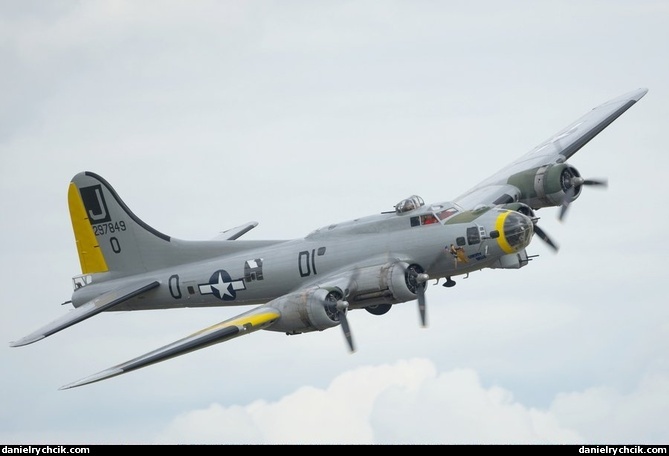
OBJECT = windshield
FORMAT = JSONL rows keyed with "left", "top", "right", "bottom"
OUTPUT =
{"left": 435, "top": 207, "right": 459, "bottom": 221}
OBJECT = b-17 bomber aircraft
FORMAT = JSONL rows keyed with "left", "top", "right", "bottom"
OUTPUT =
{"left": 11, "top": 88, "right": 648, "bottom": 389}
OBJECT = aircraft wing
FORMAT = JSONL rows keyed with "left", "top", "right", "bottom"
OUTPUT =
{"left": 59, "top": 270, "right": 362, "bottom": 389}
{"left": 10, "top": 280, "right": 160, "bottom": 347}
{"left": 60, "top": 305, "right": 281, "bottom": 389}
{"left": 454, "top": 88, "right": 648, "bottom": 209}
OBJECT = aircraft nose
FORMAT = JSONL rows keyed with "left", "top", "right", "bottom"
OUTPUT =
{"left": 495, "top": 211, "right": 534, "bottom": 254}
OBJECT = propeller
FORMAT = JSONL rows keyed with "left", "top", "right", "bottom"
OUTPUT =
{"left": 405, "top": 264, "right": 430, "bottom": 327}
{"left": 559, "top": 176, "right": 608, "bottom": 222}
{"left": 333, "top": 262, "right": 430, "bottom": 353}
{"left": 324, "top": 290, "right": 355, "bottom": 352}
{"left": 531, "top": 219, "right": 559, "bottom": 252}
{"left": 335, "top": 299, "right": 355, "bottom": 352}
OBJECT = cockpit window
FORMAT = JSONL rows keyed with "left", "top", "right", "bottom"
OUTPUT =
{"left": 395, "top": 195, "right": 425, "bottom": 214}
{"left": 421, "top": 214, "right": 438, "bottom": 225}
{"left": 411, "top": 213, "right": 439, "bottom": 226}
{"left": 435, "top": 207, "right": 459, "bottom": 221}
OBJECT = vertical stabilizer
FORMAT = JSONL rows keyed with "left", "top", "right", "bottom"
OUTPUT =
{"left": 68, "top": 172, "right": 172, "bottom": 276}
{"left": 67, "top": 171, "right": 278, "bottom": 279}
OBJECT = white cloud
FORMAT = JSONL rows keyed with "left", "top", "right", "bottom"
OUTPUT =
{"left": 155, "top": 359, "right": 585, "bottom": 444}
{"left": 154, "top": 359, "right": 433, "bottom": 444}
{"left": 155, "top": 359, "right": 669, "bottom": 444}
{"left": 371, "top": 367, "right": 583, "bottom": 444}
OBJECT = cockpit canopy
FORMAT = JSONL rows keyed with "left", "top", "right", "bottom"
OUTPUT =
{"left": 395, "top": 195, "right": 425, "bottom": 214}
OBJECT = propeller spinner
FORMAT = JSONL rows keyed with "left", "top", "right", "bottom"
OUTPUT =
{"left": 559, "top": 173, "right": 608, "bottom": 222}
{"left": 324, "top": 290, "right": 355, "bottom": 352}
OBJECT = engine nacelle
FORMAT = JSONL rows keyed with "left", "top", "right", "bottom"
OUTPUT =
{"left": 507, "top": 163, "right": 582, "bottom": 209}
{"left": 501, "top": 202, "right": 535, "bottom": 218}
{"left": 265, "top": 287, "right": 342, "bottom": 334}
{"left": 349, "top": 261, "right": 422, "bottom": 308}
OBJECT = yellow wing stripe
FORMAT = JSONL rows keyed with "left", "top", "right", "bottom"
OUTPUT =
{"left": 68, "top": 183, "right": 108, "bottom": 274}
{"left": 195, "top": 308, "right": 281, "bottom": 336}
{"left": 494, "top": 210, "right": 515, "bottom": 254}
{"left": 225, "top": 308, "right": 281, "bottom": 330}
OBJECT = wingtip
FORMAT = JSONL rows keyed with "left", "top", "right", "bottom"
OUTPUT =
{"left": 59, "top": 367, "right": 125, "bottom": 390}
{"left": 598, "top": 88, "right": 649, "bottom": 109}
{"left": 633, "top": 87, "right": 649, "bottom": 101}
{"left": 9, "top": 335, "right": 45, "bottom": 347}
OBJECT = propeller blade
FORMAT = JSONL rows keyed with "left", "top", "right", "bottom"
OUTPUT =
{"left": 401, "top": 263, "right": 430, "bottom": 328}
{"left": 415, "top": 272, "right": 429, "bottom": 327}
{"left": 559, "top": 186, "right": 577, "bottom": 222}
{"left": 533, "top": 224, "right": 559, "bottom": 252}
{"left": 336, "top": 300, "right": 355, "bottom": 352}
{"left": 583, "top": 178, "right": 608, "bottom": 187}
{"left": 417, "top": 286, "right": 427, "bottom": 327}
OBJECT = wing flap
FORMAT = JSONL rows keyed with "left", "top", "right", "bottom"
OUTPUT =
{"left": 10, "top": 280, "right": 160, "bottom": 347}
{"left": 59, "top": 305, "right": 281, "bottom": 389}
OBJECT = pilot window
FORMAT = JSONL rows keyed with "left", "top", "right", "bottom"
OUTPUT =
{"left": 410, "top": 214, "right": 439, "bottom": 227}
{"left": 466, "top": 226, "right": 480, "bottom": 245}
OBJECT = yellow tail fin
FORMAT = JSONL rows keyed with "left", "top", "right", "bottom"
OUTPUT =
{"left": 68, "top": 182, "right": 109, "bottom": 274}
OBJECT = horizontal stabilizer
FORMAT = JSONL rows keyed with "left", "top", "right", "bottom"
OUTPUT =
{"left": 212, "top": 221, "right": 259, "bottom": 240}
{"left": 60, "top": 305, "right": 281, "bottom": 389}
{"left": 10, "top": 281, "right": 160, "bottom": 347}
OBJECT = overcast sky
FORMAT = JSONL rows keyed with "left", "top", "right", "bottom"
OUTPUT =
{"left": 1, "top": 0, "right": 667, "bottom": 445}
